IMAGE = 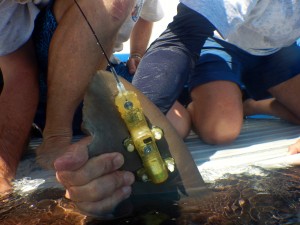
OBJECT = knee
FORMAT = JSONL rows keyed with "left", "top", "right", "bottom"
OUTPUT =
{"left": 188, "top": 102, "right": 242, "bottom": 145}
{"left": 196, "top": 121, "right": 241, "bottom": 145}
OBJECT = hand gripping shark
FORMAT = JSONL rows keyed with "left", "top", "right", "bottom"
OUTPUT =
{"left": 82, "top": 70, "right": 208, "bottom": 208}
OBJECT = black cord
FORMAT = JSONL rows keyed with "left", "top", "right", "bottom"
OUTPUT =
{"left": 73, "top": 0, "right": 110, "bottom": 63}
{"left": 73, "top": 0, "right": 121, "bottom": 83}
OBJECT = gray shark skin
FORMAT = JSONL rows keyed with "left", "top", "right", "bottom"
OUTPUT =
{"left": 82, "top": 70, "right": 207, "bottom": 200}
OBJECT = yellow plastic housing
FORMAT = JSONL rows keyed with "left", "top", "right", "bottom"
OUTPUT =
{"left": 115, "top": 90, "right": 168, "bottom": 184}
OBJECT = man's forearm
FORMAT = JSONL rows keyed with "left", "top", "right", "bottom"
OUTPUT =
{"left": 130, "top": 17, "right": 153, "bottom": 57}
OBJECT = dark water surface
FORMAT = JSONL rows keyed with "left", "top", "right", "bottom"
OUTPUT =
{"left": 1, "top": 163, "right": 300, "bottom": 225}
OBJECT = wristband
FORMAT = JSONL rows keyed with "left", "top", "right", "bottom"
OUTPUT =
{"left": 129, "top": 54, "right": 142, "bottom": 60}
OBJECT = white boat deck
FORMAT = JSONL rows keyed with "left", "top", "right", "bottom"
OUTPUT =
{"left": 20, "top": 117, "right": 300, "bottom": 187}
{"left": 186, "top": 117, "right": 300, "bottom": 183}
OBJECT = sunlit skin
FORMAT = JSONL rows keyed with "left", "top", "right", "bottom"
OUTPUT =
{"left": 127, "top": 17, "right": 153, "bottom": 74}
{"left": 37, "top": 0, "right": 137, "bottom": 217}
{"left": 37, "top": 0, "right": 136, "bottom": 169}
{"left": 167, "top": 101, "right": 191, "bottom": 139}
{"left": 0, "top": 0, "right": 181, "bottom": 217}
{"left": 54, "top": 137, "right": 135, "bottom": 216}
{"left": 0, "top": 0, "right": 137, "bottom": 216}
{"left": 243, "top": 98, "right": 300, "bottom": 125}
{"left": 288, "top": 139, "right": 300, "bottom": 155}
{"left": 0, "top": 40, "right": 39, "bottom": 193}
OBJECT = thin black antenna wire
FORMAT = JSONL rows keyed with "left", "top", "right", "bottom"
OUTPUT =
{"left": 74, "top": 0, "right": 121, "bottom": 84}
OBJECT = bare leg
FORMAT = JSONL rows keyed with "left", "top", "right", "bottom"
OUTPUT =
{"left": 243, "top": 97, "right": 300, "bottom": 124}
{"left": 166, "top": 101, "right": 191, "bottom": 139}
{"left": 188, "top": 81, "right": 243, "bottom": 145}
{"left": 265, "top": 74, "right": 300, "bottom": 124}
{"left": 37, "top": 0, "right": 135, "bottom": 168}
{"left": 0, "top": 40, "right": 39, "bottom": 191}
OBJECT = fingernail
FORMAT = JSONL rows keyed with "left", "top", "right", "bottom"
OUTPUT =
{"left": 122, "top": 186, "right": 132, "bottom": 198}
{"left": 113, "top": 154, "right": 124, "bottom": 168}
{"left": 57, "top": 152, "right": 73, "bottom": 162}
{"left": 54, "top": 152, "right": 74, "bottom": 169}
{"left": 123, "top": 171, "right": 135, "bottom": 185}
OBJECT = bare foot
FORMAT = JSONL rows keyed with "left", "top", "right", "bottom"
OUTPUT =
{"left": 288, "top": 139, "right": 300, "bottom": 155}
{"left": 36, "top": 131, "right": 72, "bottom": 170}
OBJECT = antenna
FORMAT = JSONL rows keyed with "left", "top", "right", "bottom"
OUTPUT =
{"left": 74, "top": 0, "right": 126, "bottom": 93}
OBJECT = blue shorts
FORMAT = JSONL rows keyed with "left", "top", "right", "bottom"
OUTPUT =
{"left": 109, "top": 62, "right": 134, "bottom": 83}
{"left": 133, "top": 3, "right": 300, "bottom": 115}
{"left": 132, "top": 3, "right": 215, "bottom": 113}
{"left": 192, "top": 37, "right": 300, "bottom": 100}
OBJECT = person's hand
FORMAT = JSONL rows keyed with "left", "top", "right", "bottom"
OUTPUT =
{"left": 54, "top": 137, "right": 135, "bottom": 217}
{"left": 126, "top": 54, "right": 142, "bottom": 74}
{"left": 288, "top": 139, "right": 300, "bottom": 155}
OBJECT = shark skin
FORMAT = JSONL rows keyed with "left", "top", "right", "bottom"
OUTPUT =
{"left": 82, "top": 70, "right": 208, "bottom": 201}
